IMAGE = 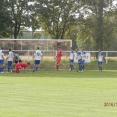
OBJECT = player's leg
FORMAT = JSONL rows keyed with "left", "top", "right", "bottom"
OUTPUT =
{"left": 0, "top": 62, "right": 2, "bottom": 73}
{"left": 69, "top": 60, "right": 74, "bottom": 71}
{"left": 26, "top": 67, "right": 30, "bottom": 73}
{"left": 33, "top": 60, "right": 37, "bottom": 72}
{"left": 56, "top": 58, "right": 61, "bottom": 70}
{"left": 33, "top": 60, "right": 40, "bottom": 72}
{"left": 14, "top": 64, "right": 21, "bottom": 73}
{"left": 56, "top": 62, "right": 59, "bottom": 71}
{"left": 72, "top": 60, "right": 74, "bottom": 70}
{"left": 69, "top": 59, "right": 72, "bottom": 71}
{"left": 8, "top": 61, "right": 12, "bottom": 72}
{"left": 36, "top": 60, "right": 40, "bottom": 71}
{"left": 100, "top": 62, "right": 102, "bottom": 71}
{"left": 78, "top": 59, "right": 82, "bottom": 72}
{"left": 0, "top": 60, "right": 4, "bottom": 73}
{"left": 79, "top": 63, "right": 82, "bottom": 71}
{"left": 98, "top": 62, "right": 102, "bottom": 71}
{"left": 82, "top": 60, "right": 85, "bottom": 70}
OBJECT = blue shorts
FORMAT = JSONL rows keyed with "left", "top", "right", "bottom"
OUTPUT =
{"left": 34, "top": 60, "right": 40, "bottom": 64}
{"left": 81, "top": 60, "right": 85, "bottom": 64}
{"left": 8, "top": 61, "right": 12, "bottom": 67}
{"left": 98, "top": 61, "right": 102, "bottom": 64}
{"left": 69, "top": 59, "right": 74, "bottom": 63}
{"left": 78, "top": 59, "right": 82, "bottom": 64}
{"left": 0, "top": 60, "right": 4, "bottom": 64}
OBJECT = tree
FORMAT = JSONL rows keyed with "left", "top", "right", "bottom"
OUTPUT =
{"left": 76, "top": 0, "right": 116, "bottom": 51}
{"left": 0, "top": 0, "right": 11, "bottom": 38}
{"left": 34, "top": 0, "right": 81, "bottom": 39}
{"left": 5, "top": 0, "right": 34, "bottom": 39}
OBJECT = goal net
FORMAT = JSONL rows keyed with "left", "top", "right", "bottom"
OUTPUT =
{"left": 0, "top": 39, "right": 72, "bottom": 70}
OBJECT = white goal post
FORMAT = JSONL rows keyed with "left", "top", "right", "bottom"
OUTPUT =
{"left": 0, "top": 39, "right": 72, "bottom": 51}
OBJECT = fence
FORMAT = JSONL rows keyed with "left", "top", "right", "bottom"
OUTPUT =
{"left": 3, "top": 50, "right": 117, "bottom": 70}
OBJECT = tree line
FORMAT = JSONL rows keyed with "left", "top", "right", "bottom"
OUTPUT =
{"left": 0, "top": 0, "right": 117, "bottom": 50}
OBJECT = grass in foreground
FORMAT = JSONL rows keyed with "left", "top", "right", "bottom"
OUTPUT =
{"left": 0, "top": 70, "right": 117, "bottom": 117}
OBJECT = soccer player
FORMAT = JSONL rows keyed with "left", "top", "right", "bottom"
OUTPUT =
{"left": 6, "top": 49, "right": 14, "bottom": 72}
{"left": 14, "top": 52, "right": 22, "bottom": 63}
{"left": 81, "top": 49, "right": 86, "bottom": 70}
{"left": 98, "top": 49, "right": 103, "bottom": 71}
{"left": 13, "top": 62, "right": 30, "bottom": 73}
{"left": 69, "top": 47, "right": 74, "bottom": 71}
{"left": 55, "top": 46, "right": 62, "bottom": 71}
{"left": 76, "top": 48, "right": 82, "bottom": 72}
{"left": 0, "top": 47, "right": 5, "bottom": 73}
{"left": 33, "top": 47, "right": 43, "bottom": 72}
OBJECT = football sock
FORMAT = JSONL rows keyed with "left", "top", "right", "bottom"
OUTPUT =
{"left": 8, "top": 66, "right": 11, "bottom": 72}
{"left": 70, "top": 65, "right": 72, "bottom": 70}
{"left": 34, "top": 66, "right": 36, "bottom": 70}
{"left": 56, "top": 65, "right": 59, "bottom": 70}
{"left": 100, "top": 66, "right": 102, "bottom": 70}
{"left": 1, "top": 66, "right": 4, "bottom": 72}
{"left": 72, "top": 65, "right": 74, "bottom": 70}
{"left": 80, "top": 65, "right": 82, "bottom": 71}
{"left": 78, "top": 65, "right": 80, "bottom": 71}
{"left": 36, "top": 66, "right": 38, "bottom": 71}
{"left": 99, "top": 66, "right": 102, "bottom": 71}
{"left": 71, "top": 65, "right": 74, "bottom": 70}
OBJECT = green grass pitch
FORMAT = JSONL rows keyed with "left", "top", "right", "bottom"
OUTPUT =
{"left": 0, "top": 70, "right": 117, "bottom": 117}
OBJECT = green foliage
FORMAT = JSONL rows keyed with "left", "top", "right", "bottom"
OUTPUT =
{"left": 3, "top": 0, "right": 36, "bottom": 39}
{"left": 0, "top": 0, "right": 117, "bottom": 52}
{"left": 0, "top": 0, "right": 12, "bottom": 37}
{"left": 76, "top": 0, "right": 117, "bottom": 50}
{"left": 34, "top": 0, "right": 81, "bottom": 39}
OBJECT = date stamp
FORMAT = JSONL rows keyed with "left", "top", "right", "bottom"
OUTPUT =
{"left": 104, "top": 102, "right": 117, "bottom": 107}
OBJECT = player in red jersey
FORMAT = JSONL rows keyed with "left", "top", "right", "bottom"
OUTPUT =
{"left": 55, "top": 46, "right": 62, "bottom": 71}
{"left": 13, "top": 61, "right": 30, "bottom": 73}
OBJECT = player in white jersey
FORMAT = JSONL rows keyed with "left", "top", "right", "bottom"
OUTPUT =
{"left": 33, "top": 47, "right": 43, "bottom": 72}
{"left": 0, "top": 47, "right": 5, "bottom": 73}
{"left": 69, "top": 47, "right": 74, "bottom": 71}
{"left": 6, "top": 49, "right": 14, "bottom": 72}
{"left": 81, "top": 49, "right": 86, "bottom": 70}
{"left": 98, "top": 49, "right": 103, "bottom": 71}
{"left": 76, "top": 48, "right": 82, "bottom": 72}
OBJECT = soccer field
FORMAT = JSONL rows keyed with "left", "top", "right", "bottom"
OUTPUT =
{"left": 0, "top": 70, "right": 117, "bottom": 117}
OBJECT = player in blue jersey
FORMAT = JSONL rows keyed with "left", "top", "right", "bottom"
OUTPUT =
{"left": 98, "top": 49, "right": 103, "bottom": 71}
{"left": 6, "top": 49, "right": 14, "bottom": 72}
{"left": 81, "top": 49, "right": 86, "bottom": 70}
{"left": 33, "top": 47, "right": 43, "bottom": 72}
{"left": 76, "top": 49, "right": 82, "bottom": 72}
{"left": 0, "top": 47, "right": 5, "bottom": 73}
{"left": 69, "top": 47, "right": 75, "bottom": 71}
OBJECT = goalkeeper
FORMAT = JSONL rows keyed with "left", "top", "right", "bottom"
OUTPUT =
{"left": 55, "top": 46, "right": 62, "bottom": 71}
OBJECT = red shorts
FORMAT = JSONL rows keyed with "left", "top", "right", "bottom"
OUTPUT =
{"left": 16, "top": 63, "right": 22, "bottom": 72}
{"left": 56, "top": 57, "right": 61, "bottom": 63}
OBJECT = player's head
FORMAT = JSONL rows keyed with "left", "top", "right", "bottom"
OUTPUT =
{"left": 9, "top": 48, "right": 12, "bottom": 51}
{"left": 27, "top": 62, "right": 30, "bottom": 65}
{"left": 70, "top": 47, "right": 73, "bottom": 50}
{"left": 75, "top": 48, "right": 78, "bottom": 52}
{"left": 1, "top": 47, "right": 3, "bottom": 50}
{"left": 58, "top": 46, "right": 60, "bottom": 50}
{"left": 37, "top": 47, "right": 39, "bottom": 50}
{"left": 82, "top": 48, "right": 84, "bottom": 51}
{"left": 98, "top": 49, "right": 101, "bottom": 52}
{"left": 19, "top": 60, "right": 22, "bottom": 62}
